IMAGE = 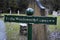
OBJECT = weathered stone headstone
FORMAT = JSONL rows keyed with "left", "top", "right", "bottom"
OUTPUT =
{"left": 53, "top": 11, "right": 58, "bottom": 16}
{"left": 10, "top": 10, "right": 11, "bottom": 15}
{"left": 18, "top": 10, "right": 20, "bottom": 15}
{"left": 19, "top": 23, "right": 27, "bottom": 40}
{"left": 0, "top": 20, "right": 6, "bottom": 40}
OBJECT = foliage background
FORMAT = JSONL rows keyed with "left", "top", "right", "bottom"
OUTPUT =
{"left": 0, "top": 0, "right": 29, "bottom": 13}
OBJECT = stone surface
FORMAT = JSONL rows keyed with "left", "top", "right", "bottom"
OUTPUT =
{"left": 0, "top": 20, "right": 6, "bottom": 40}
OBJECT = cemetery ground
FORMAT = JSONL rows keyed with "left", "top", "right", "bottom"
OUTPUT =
{"left": 0, "top": 13, "right": 60, "bottom": 40}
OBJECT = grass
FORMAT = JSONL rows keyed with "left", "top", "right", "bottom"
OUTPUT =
{"left": 5, "top": 23, "right": 20, "bottom": 40}
{"left": 49, "top": 16, "right": 60, "bottom": 32}
{"left": 1, "top": 13, "right": 26, "bottom": 16}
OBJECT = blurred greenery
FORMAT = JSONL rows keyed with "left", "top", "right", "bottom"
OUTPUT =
{"left": 49, "top": 16, "right": 60, "bottom": 32}
{"left": 0, "top": 0, "right": 29, "bottom": 13}
{"left": 5, "top": 23, "right": 20, "bottom": 40}
{"left": 40, "top": 0, "right": 60, "bottom": 11}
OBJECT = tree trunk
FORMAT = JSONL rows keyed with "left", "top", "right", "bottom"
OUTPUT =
{"left": 28, "top": 0, "right": 47, "bottom": 40}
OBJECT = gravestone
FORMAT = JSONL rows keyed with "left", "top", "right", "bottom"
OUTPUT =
{"left": 18, "top": 10, "right": 20, "bottom": 15}
{"left": 53, "top": 11, "right": 58, "bottom": 16}
{"left": 0, "top": 20, "right": 7, "bottom": 40}
{"left": 10, "top": 10, "right": 11, "bottom": 15}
